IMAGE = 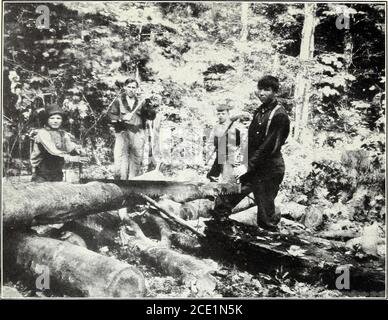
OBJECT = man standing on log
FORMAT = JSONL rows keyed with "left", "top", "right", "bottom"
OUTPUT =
{"left": 108, "top": 78, "right": 156, "bottom": 179}
{"left": 206, "top": 104, "right": 241, "bottom": 183}
{"left": 211, "top": 76, "right": 290, "bottom": 232}
{"left": 30, "top": 103, "right": 87, "bottom": 182}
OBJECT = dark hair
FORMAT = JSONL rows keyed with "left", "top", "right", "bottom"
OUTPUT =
{"left": 124, "top": 78, "right": 139, "bottom": 87}
{"left": 257, "top": 75, "right": 279, "bottom": 93}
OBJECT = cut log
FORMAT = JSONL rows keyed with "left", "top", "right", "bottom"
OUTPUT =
{"left": 2, "top": 286, "right": 23, "bottom": 298}
{"left": 319, "top": 230, "right": 360, "bottom": 241}
{"left": 58, "top": 230, "right": 88, "bottom": 248}
{"left": 4, "top": 233, "right": 146, "bottom": 297}
{"left": 232, "top": 195, "right": 256, "bottom": 213}
{"left": 61, "top": 209, "right": 216, "bottom": 296}
{"left": 145, "top": 213, "right": 172, "bottom": 246}
{"left": 179, "top": 199, "right": 213, "bottom": 220}
{"left": 179, "top": 196, "right": 255, "bottom": 221}
{"left": 122, "top": 220, "right": 217, "bottom": 296}
{"left": 3, "top": 181, "right": 141, "bottom": 228}
{"left": 138, "top": 193, "right": 205, "bottom": 238}
{"left": 158, "top": 199, "right": 182, "bottom": 217}
{"left": 202, "top": 218, "right": 385, "bottom": 292}
{"left": 170, "top": 232, "right": 202, "bottom": 254}
{"left": 3, "top": 180, "right": 238, "bottom": 227}
{"left": 61, "top": 212, "right": 120, "bottom": 250}
{"left": 230, "top": 206, "right": 257, "bottom": 226}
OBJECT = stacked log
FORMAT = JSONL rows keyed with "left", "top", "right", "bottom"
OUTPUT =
{"left": 4, "top": 233, "right": 146, "bottom": 297}
{"left": 123, "top": 219, "right": 217, "bottom": 296}
{"left": 3, "top": 180, "right": 385, "bottom": 296}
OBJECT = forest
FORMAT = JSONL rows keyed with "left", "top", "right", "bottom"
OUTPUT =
{"left": 2, "top": 2, "right": 386, "bottom": 298}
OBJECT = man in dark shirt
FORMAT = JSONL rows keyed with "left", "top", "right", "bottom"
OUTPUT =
{"left": 212, "top": 75, "right": 290, "bottom": 231}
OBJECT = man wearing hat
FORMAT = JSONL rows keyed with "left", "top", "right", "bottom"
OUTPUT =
{"left": 30, "top": 103, "right": 87, "bottom": 182}
{"left": 108, "top": 78, "right": 157, "bottom": 179}
{"left": 207, "top": 104, "right": 241, "bottom": 183}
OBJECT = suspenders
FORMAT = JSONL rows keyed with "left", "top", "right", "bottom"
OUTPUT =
{"left": 265, "top": 105, "right": 282, "bottom": 136}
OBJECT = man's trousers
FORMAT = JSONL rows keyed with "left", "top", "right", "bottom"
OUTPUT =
{"left": 213, "top": 172, "right": 284, "bottom": 228}
{"left": 114, "top": 130, "right": 145, "bottom": 179}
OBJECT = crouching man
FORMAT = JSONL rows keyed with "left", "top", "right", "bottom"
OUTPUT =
{"left": 30, "top": 103, "right": 87, "bottom": 182}
{"left": 211, "top": 76, "right": 290, "bottom": 231}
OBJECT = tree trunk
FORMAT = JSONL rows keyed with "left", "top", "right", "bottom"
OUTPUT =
{"left": 4, "top": 180, "right": 235, "bottom": 227}
{"left": 179, "top": 199, "right": 213, "bottom": 220}
{"left": 158, "top": 198, "right": 182, "bottom": 217}
{"left": 3, "top": 233, "right": 146, "bottom": 297}
{"left": 3, "top": 181, "right": 136, "bottom": 228}
{"left": 179, "top": 196, "right": 255, "bottom": 221}
{"left": 202, "top": 218, "right": 385, "bottom": 291}
{"left": 344, "top": 27, "right": 353, "bottom": 73}
{"left": 240, "top": 2, "right": 249, "bottom": 41}
{"left": 60, "top": 211, "right": 120, "bottom": 250}
{"left": 123, "top": 220, "right": 218, "bottom": 296}
{"left": 293, "top": 3, "right": 316, "bottom": 142}
{"left": 342, "top": 25, "right": 353, "bottom": 113}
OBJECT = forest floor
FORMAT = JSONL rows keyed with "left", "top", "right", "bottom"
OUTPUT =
{"left": 3, "top": 216, "right": 383, "bottom": 299}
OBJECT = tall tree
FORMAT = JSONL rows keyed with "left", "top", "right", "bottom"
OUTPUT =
{"left": 240, "top": 2, "right": 249, "bottom": 41}
{"left": 293, "top": 3, "right": 316, "bottom": 142}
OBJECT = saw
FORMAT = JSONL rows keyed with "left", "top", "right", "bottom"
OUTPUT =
{"left": 79, "top": 178, "right": 241, "bottom": 203}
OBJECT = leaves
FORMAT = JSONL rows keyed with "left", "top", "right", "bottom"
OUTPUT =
{"left": 321, "top": 86, "right": 340, "bottom": 97}
{"left": 286, "top": 245, "right": 306, "bottom": 257}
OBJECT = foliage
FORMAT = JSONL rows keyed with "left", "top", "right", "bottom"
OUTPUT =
{"left": 2, "top": 3, "right": 385, "bottom": 224}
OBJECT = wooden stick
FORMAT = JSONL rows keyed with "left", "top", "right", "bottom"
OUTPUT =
{"left": 139, "top": 193, "right": 205, "bottom": 238}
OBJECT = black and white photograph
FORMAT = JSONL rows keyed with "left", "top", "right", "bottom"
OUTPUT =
{"left": 1, "top": 1, "right": 386, "bottom": 300}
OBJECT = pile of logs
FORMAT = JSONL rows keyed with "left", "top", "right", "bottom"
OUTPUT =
{"left": 3, "top": 180, "right": 385, "bottom": 297}
{"left": 2, "top": 180, "right": 222, "bottom": 297}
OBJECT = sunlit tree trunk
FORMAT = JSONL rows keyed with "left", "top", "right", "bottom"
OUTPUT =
{"left": 293, "top": 3, "right": 316, "bottom": 142}
{"left": 342, "top": 26, "right": 353, "bottom": 108}
{"left": 240, "top": 2, "right": 249, "bottom": 41}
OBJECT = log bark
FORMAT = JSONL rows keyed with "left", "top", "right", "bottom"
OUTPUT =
{"left": 2, "top": 286, "right": 23, "bottom": 298}
{"left": 170, "top": 232, "right": 202, "bottom": 254}
{"left": 202, "top": 218, "right": 385, "bottom": 291}
{"left": 179, "top": 196, "right": 255, "bottom": 221}
{"left": 240, "top": 2, "right": 249, "bottom": 41}
{"left": 139, "top": 193, "right": 205, "bottom": 238}
{"left": 293, "top": 3, "right": 316, "bottom": 142}
{"left": 4, "top": 232, "right": 146, "bottom": 297}
{"left": 60, "top": 214, "right": 119, "bottom": 251}
{"left": 179, "top": 199, "right": 213, "bottom": 220}
{"left": 123, "top": 220, "right": 217, "bottom": 296}
{"left": 4, "top": 180, "right": 235, "bottom": 227}
{"left": 3, "top": 181, "right": 140, "bottom": 228}
{"left": 62, "top": 210, "right": 216, "bottom": 295}
{"left": 318, "top": 230, "right": 360, "bottom": 241}
{"left": 158, "top": 198, "right": 182, "bottom": 217}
